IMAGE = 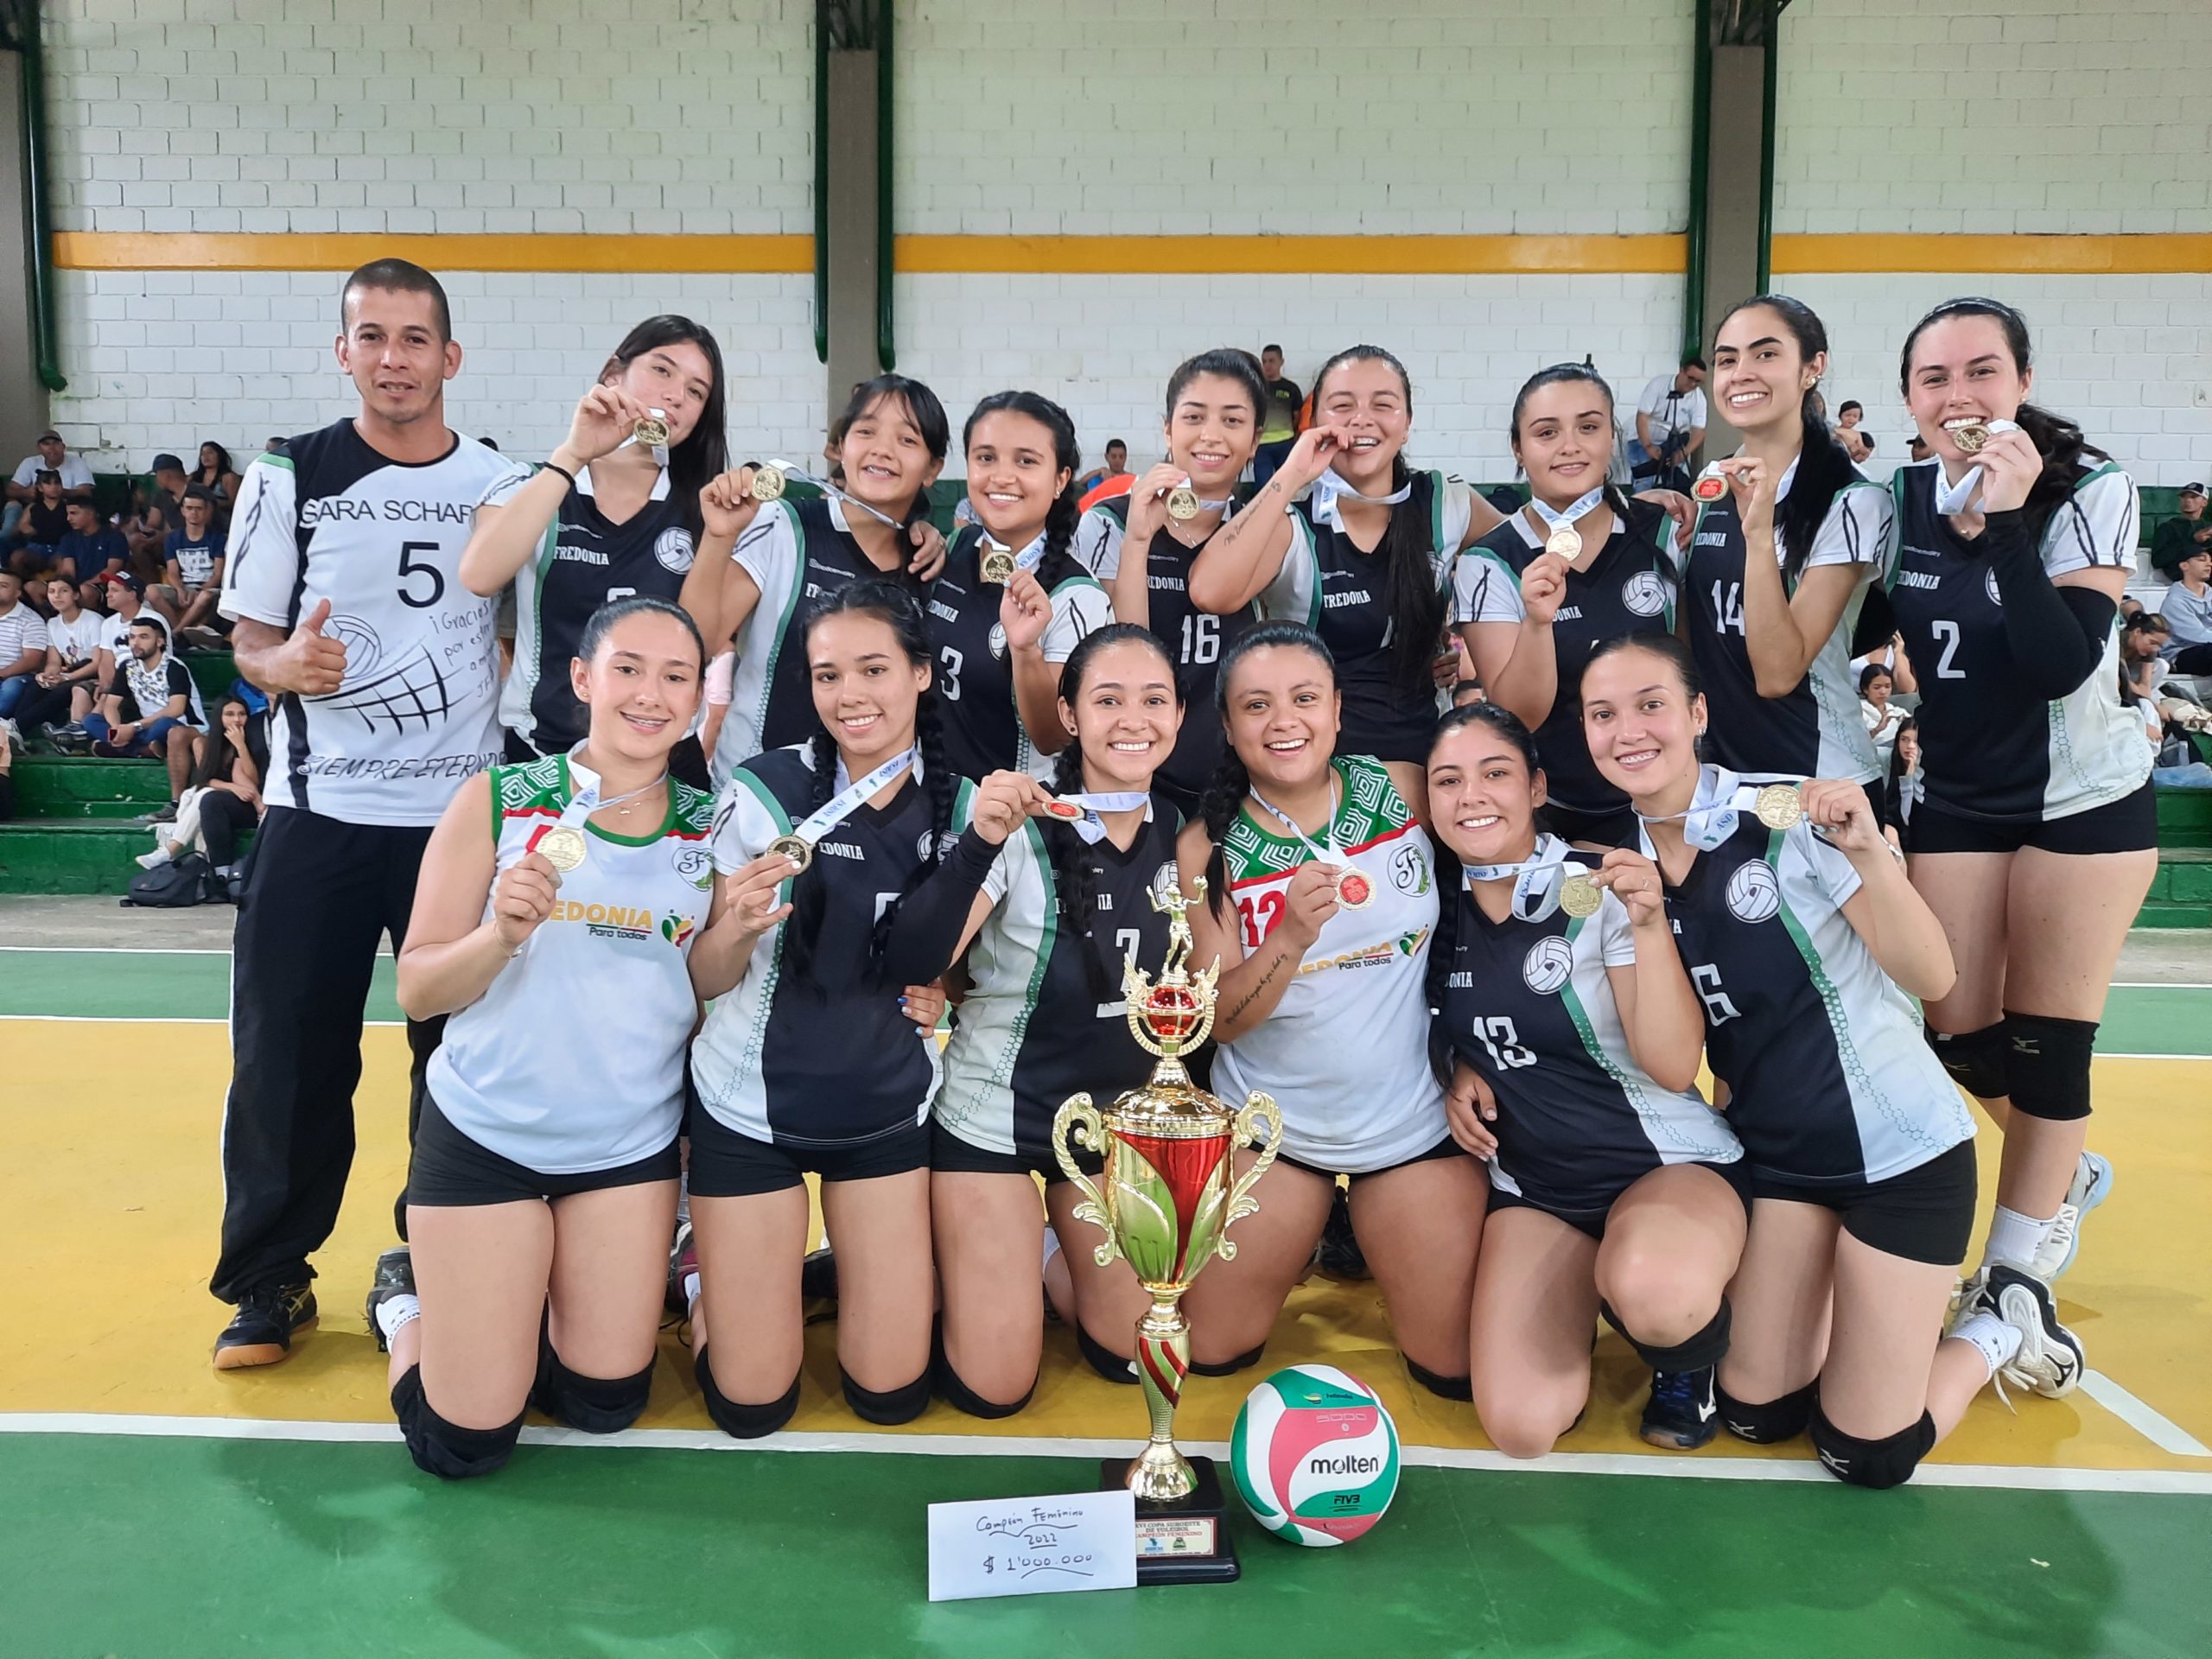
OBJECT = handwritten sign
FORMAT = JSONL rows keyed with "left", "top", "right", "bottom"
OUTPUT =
{"left": 925, "top": 1489, "right": 1139, "bottom": 1601}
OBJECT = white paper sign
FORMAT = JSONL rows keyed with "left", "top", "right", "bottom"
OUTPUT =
{"left": 925, "top": 1489, "right": 1139, "bottom": 1601}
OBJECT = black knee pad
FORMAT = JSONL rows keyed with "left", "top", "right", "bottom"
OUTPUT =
{"left": 530, "top": 1343, "right": 654, "bottom": 1435}
{"left": 1189, "top": 1341, "right": 1265, "bottom": 1378}
{"left": 2003, "top": 1011, "right": 2097, "bottom": 1122}
{"left": 933, "top": 1358, "right": 1036, "bottom": 1420}
{"left": 1603, "top": 1296, "right": 1732, "bottom": 1374}
{"left": 1075, "top": 1320, "right": 1140, "bottom": 1384}
{"left": 391, "top": 1365, "right": 524, "bottom": 1481}
{"left": 842, "top": 1364, "right": 931, "bottom": 1425}
{"left": 1405, "top": 1357, "right": 1473, "bottom": 1402}
{"left": 1927, "top": 1021, "right": 2009, "bottom": 1101}
{"left": 1715, "top": 1380, "right": 1815, "bottom": 1445}
{"left": 1809, "top": 1405, "right": 1936, "bottom": 1491}
{"left": 694, "top": 1345, "right": 800, "bottom": 1440}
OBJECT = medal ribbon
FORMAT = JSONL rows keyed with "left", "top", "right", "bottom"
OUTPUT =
{"left": 1052, "top": 791, "right": 1151, "bottom": 846}
{"left": 1931, "top": 420, "right": 2020, "bottom": 515}
{"left": 981, "top": 530, "right": 1049, "bottom": 573}
{"left": 1311, "top": 469, "right": 1414, "bottom": 527}
{"left": 1460, "top": 832, "right": 1583, "bottom": 923}
{"left": 1638, "top": 766, "right": 1812, "bottom": 851}
{"left": 785, "top": 747, "right": 921, "bottom": 852}
{"left": 1523, "top": 487, "right": 1609, "bottom": 551}
{"left": 1162, "top": 475, "right": 1236, "bottom": 515}
{"left": 762, "top": 458, "right": 907, "bottom": 531}
{"left": 553, "top": 747, "right": 669, "bottom": 840}
{"left": 1247, "top": 776, "right": 1346, "bottom": 869}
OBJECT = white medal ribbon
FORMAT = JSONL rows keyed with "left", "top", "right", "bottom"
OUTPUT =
{"left": 764, "top": 457, "right": 908, "bottom": 531}
{"left": 1461, "top": 832, "right": 1582, "bottom": 923}
{"left": 1048, "top": 791, "right": 1152, "bottom": 845}
{"left": 1523, "top": 487, "right": 1609, "bottom": 553}
{"left": 553, "top": 747, "right": 669, "bottom": 836}
{"left": 786, "top": 747, "right": 920, "bottom": 851}
{"left": 981, "top": 529, "right": 1049, "bottom": 573}
{"left": 1931, "top": 420, "right": 2021, "bottom": 516}
{"left": 1248, "top": 777, "right": 1346, "bottom": 868}
{"left": 1640, "top": 766, "right": 1815, "bottom": 852}
{"left": 1160, "top": 475, "right": 1236, "bottom": 516}
{"left": 1311, "top": 468, "right": 1414, "bottom": 528}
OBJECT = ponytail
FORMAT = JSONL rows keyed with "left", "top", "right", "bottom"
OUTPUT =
{"left": 1714, "top": 295, "right": 1857, "bottom": 583}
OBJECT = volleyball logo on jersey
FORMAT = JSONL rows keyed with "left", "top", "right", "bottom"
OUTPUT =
{"left": 311, "top": 612, "right": 463, "bottom": 733}
{"left": 1986, "top": 567, "right": 2003, "bottom": 607}
{"left": 988, "top": 622, "right": 1007, "bottom": 660}
{"left": 1522, "top": 936, "right": 1574, "bottom": 995}
{"left": 1622, "top": 569, "right": 1671, "bottom": 618}
{"left": 1725, "top": 860, "right": 1782, "bottom": 925}
{"left": 653, "top": 525, "right": 696, "bottom": 574}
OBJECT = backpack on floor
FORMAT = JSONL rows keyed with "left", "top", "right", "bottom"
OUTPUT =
{"left": 122, "top": 852, "right": 214, "bottom": 908}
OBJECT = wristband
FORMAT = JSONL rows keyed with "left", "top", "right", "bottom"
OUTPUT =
{"left": 541, "top": 460, "right": 578, "bottom": 490}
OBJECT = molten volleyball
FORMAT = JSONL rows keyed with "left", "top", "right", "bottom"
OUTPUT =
{"left": 1229, "top": 1364, "right": 1401, "bottom": 1547}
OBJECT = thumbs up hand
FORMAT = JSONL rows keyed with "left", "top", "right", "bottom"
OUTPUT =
{"left": 275, "top": 596, "right": 349, "bottom": 696}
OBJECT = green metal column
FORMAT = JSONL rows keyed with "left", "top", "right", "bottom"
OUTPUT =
{"left": 1684, "top": 1, "right": 1784, "bottom": 450}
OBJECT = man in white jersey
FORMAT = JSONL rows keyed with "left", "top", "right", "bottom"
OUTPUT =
{"left": 209, "top": 260, "right": 511, "bottom": 1369}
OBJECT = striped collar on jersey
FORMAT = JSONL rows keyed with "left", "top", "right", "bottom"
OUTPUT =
{"left": 1461, "top": 831, "right": 1592, "bottom": 923}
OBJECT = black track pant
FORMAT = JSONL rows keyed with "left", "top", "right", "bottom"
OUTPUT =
{"left": 210, "top": 805, "right": 441, "bottom": 1303}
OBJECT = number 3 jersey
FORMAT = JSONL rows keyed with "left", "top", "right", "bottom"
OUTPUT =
{"left": 1648, "top": 787, "right": 1973, "bottom": 1185}
{"left": 1212, "top": 754, "right": 1447, "bottom": 1173}
{"left": 1437, "top": 883, "right": 1738, "bottom": 1216}
{"left": 220, "top": 419, "right": 512, "bottom": 825}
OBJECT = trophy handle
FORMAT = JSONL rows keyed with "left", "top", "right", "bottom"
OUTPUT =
{"left": 1050, "top": 1093, "right": 1122, "bottom": 1268}
{"left": 1215, "top": 1092, "right": 1283, "bottom": 1264}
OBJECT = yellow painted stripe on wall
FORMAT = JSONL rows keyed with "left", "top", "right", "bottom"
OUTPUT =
{"left": 50, "top": 230, "right": 2212, "bottom": 278}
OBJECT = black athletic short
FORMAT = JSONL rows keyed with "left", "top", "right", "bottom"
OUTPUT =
{"left": 1907, "top": 781, "right": 2156, "bottom": 856}
{"left": 927, "top": 1119, "right": 1106, "bottom": 1184}
{"left": 1485, "top": 1156, "right": 1752, "bottom": 1243}
{"left": 1749, "top": 1139, "right": 1978, "bottom": 1267}
{"left": 406, "top": 1096, "right": 680, "bottom": 1208}
{"left": 685, "top": 1105, "right": 931, "bottom": 1198}
{"left": 1276, "top": 1134, "right": 1473, "bottom": 1185}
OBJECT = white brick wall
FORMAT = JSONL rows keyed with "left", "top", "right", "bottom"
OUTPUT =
{"left": 1773, "top": 0, "right": 2212, "bottom": 234}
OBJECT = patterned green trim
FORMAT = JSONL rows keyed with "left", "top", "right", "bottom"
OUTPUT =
{"left": 1289, "top": 511, "right": 1322, "bottom": 629}
{"left": 1224, "top": 754, "right": 1402, "bottom": 880}
{"left": 251, "top": 453, "right": 294, "bottom": 474}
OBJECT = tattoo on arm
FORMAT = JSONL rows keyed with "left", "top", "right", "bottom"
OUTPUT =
{"left": 1224, "top": 951, "right": 1286, "bottom": 1025}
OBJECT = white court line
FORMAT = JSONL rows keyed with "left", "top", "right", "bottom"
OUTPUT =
{"left": 3, "top": 1411, "right": 2210, "bottom": 1497}
{"left": 2080, "top": 1371, "right": 2212, "bottom": 1458}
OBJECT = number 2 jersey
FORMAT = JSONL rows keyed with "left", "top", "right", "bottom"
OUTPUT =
{"left": 1883, "top": 458, "right": 2148, "bottom": 823}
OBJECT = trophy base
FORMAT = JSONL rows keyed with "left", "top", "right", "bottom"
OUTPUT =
{"left": 1103, "top": 1456, "right": 1242, "bottom": 1586}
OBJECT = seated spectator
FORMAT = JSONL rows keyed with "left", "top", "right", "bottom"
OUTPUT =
{"left": 137, "top": 692, "right": 266, "bottom": 889}
{"left": 2121, "top": 613, "right": 2173, "bottom": 706}
{"left": 57, "top": 500, "right": 130, "bottom": 607}
{"left": 1884, "top": 716, "right": 1924, "bottom": 848}
{"left": 2121, "top": 595, "right": 2145, "bottom": 621}
{"left": 2150, "top": 482, "right": 2209, "bottom": 582}
{"left": 117, "top": 484, "right": 169, "bottom": 581}
{"left": 85, "top": 615, "right": 203, "bottom": 819}
{"left": 3, "top": 430, "right": 93, "bottom": 542}
{"left": 7, "top": 470, "right": 71, "bottom": 575}
{"left": 1076, "top": 439, "right": 1128, "bottom": 495}
{"left": 148, "top": 453, "right": 190, "bottom": 531}
{"left": 1861, "top": 661, "right": 1906, "bottom": 766}
{"left": 0, "top": 569, "right": 52, "bottom": 746}
{"left": 17, "top": 574, "right": 107, "bottom": 747}
{"left": 2154, "top": 543, "right": 2212, "bottom": 675}
{"left": 189, "top": 442, "right": 244, "bottom": 523}
{"left": 96, "top": 574, "right": 175, "bottom": 692}
{"left": 163, "top": 486, "right": 230, "bottom": 646}
{"left": 1834, "top": 400, "right": 1874, "bottom": 464}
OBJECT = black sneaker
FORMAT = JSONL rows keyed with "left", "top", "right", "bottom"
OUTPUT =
{"left": 1640, "top": 1365, "right": 1720, "bottom": 1449}
{"left": 1315, "top": 1185, "right": 1370, "bottom": 1280}
{"left": 364, "top": 1247, "right": 416, "bottom": 1355}
{"left": 144, "top": 800, "right": 180, "bottom": 824}
{"left": 213, "top": 1283, "right": 318, "bottom": 1370}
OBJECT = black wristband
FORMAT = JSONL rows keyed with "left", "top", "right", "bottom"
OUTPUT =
{"left": 541, "top": 461, "right": 577, "bottom": 490}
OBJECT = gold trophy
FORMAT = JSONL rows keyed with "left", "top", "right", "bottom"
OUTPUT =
{"left": 1053, "top": 875, "right": 1283, "bottom": 1583}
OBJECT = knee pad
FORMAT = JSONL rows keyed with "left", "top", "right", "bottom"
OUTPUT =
{"left": 842, "top": 1364, "right": 931, "bottom": 1425}
{"left": 1075, "top": 1320, "right": 1140, "bottom": 1384}
{"left": 1714, "top": 1380, "right": 1815, "bottom": 1445}
{"left": 1189, "top": 1341, "right": 1265, "bottom": 1378}
{"left": 694, "top": 1345, "right": 800, "bottom": 1440}
{"left": 2002, "top": 1012, "right": 2097, "bottom": 1122}
{"left": 1809, "top": 1406, "right": 1936, "bottom": 1491}
{"left": 1603, "top": 1296, "right": 1732, "bottom": 1374}
{"left": 1405, "top": 1357, "right": 1473, "bottom": 1402}
{"left": 391, "top": 1365, "right": 524, "bottom": 1481}
{"left": 933, "top": 1358, "right": 1036, "bottom": 1420}
{"left": 531, "top": 1344, "right": 654, "bottom": 1435}
{"left": 1927, "top": 1021, "right": 2009, "bottom": 1101}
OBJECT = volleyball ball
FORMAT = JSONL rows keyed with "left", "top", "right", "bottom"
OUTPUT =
{"left": 1229, "top": 1364, "right": 1401, "bottom": 1547}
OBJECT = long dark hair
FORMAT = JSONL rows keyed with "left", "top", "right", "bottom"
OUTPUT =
{"left": 1508, "top": 363, "right": 1636, "bottom": 524}
{"left": 1045, "top": 624, "right": 1181, "bottom": 999}
{"left": 1311, "top": 346, "right": 1446, "bottom": 693}
{"left": 189, "top": 695, "right": 270, "bottom": 790}
{"left": 779, "top": 580, "right": 956, "bottom": 991}
{"left": 836, "top": 374, "right": 949, "bottom": 539}
{"left": 1897, "top": 296, "right": 2109, "bottom": 545}
{"left": 962, "top": 391, "right": 1087, "bottom": 593}
{"left": 600, "top": 315, "right": 729, "bottom": 546}
{"left": 1164, "top": 348, "right": 1269, "bottom": 428}
{"left": 1714, "top": 295, "right": 1859, "bottom": 583}
{"left": 1197, "top": 621, "right": 1337, "bottom": 918}
{"left": 1887, "top": 714, "right": 1920, "bottom": 785}
{"left": 194, "top": 442, "right": 235, "bottom": 486}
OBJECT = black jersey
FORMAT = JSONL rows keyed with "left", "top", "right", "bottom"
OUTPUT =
{"left": 1439, "top": 875, "right": 1737, "bottom": 1215}
{"left": 925, "top": 526, "right": 1112, "bottom": 784}
{"left": 481, "top": 464, "right": 697, "bottom": 756}
{"left": 1452, "top": 500, "right": 1678, "bottom": 820}
{"left": 1648, "top": 784, "right": 1971, "bottom": 1185}
{"left": 694, "top": 746, "right": 963, "bottom": 1148}
{"left": 1260, "top": 472, "right": 1470, "bottom": 762}
{"left": 936, "top": 799, "right": 1186, "bottom": 1165}
{"left": 1681, "top": 468, "right": 1887, "bottom": 783}
{"left": 1884, "top": 459, "right": 2146, "bottom": 823}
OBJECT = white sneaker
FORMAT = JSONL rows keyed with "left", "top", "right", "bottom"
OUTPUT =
{"left": 1945, "top": 1266, "right": 1991, "bottom": 1335}
{"left": 2028, "top": 1152, "right": 2113, "bottom": 1281}
{"left": 1990, "top": 1264, "right": 2084, "bottom": 1400}
{"left": 135, "top": 847, "right": 173, "bottom": 870}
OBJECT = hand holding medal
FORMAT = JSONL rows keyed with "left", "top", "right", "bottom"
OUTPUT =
{"left": 714, "top": 852, "right": 798, "bottom": 941}
{"left": 1593, "top": 845, "right": 1667, "bottom": 928}
{"left": 1521, "top": 550, "right": 1572, "bottom": 626}
{"left": 1798, "top": 778, "right": 1881, "bottom": 854}
{"left": 1281, "top": 858, "right": 1346, "bottom": 944}
{"left": 999, "top": 567, "right": 1052, "bottom": 653}
{"left": 490, "top": 851, "right": 561, "bottom": 954}
{"left": 560, "top": 383, "right": 658, "bottom": 466}
{"left": 701, "top": 465, "right": 767, "bottom": 542}
{"left": 969, "top": 768, "right": 1052, "bottom": 845}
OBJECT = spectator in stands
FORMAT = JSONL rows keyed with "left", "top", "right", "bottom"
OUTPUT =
{"left": 0, "top": 569, "right": 52, "bottom": 747}
{"left": 56, "top": 499, "right": 130, "bottom": 607}
{"left": 1861, "top": 661, "right": 1905, "bottom": 767}
{"left": 21, "top": 574, "right": 107, "bottom": 747}
{"left": 2154, "top": 540, "right": 2212, "bottom": 674}
{"left": 1255, "top": 345, "right": 1305, "bottom": 487}
{"left": 95, "top": 573, "right": 173, "bottom": 691}
{"left": 147, "top": 453, "right": 190, "bottom": 550}
{"left": 2152, "top": 482, "right": 2210, "bottom": 582}
{"left": 1077, "top": 439, "right": 1129, "bottom": 494}
{"left": 137, "top": 693, "right": 266, "bottom": 888}
{"left": 1628, "top": 355, "right": 1707, "bottom": 492}
{"left": 164, "top": 486, "right": 229, "bottom": 646}
{"left": 1907, "top": 431, "right": 1932, "bottom": 464}
{"left": 190, "top": 442, "right": 244, "bottom": 522}
{"left": 7, "top": 469, "right": 71, "bottom": 575}
{"left": 1885, "top": 715, "right": 1924, "bottom": 847}
{"left": 1835, "top": 399, "right": 1874, "bottom": 463}
{"left": 1451, "top": 676, "right": 1487, "bottom": 709}
{"left": 115, "top": 483, "right": 168, "bottom": 584}
{"left": 3, "top": 431, "right": 93, "bottom": 542}
{"left": 86, "top": 614, "right": 201, "bottom": 818}
{"left": 2120, "top": 613, "right": 2171, "bottom": 705}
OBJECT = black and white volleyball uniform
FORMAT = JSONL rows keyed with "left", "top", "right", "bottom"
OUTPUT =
{"left": 717, "top": 496, "right": 917, "bottom": 784}
{"left": 1682, "top": 461, "right": 1888, "bottom": 790}
{"left": 412, "top": 753, "right": 714, "bottom": 1204}
{"left": 1074, "top": 488, "right": 1257, "bottom": 809}
{"left": 1883, "top": 459, "right": 2152, "bottom": 854}
{"left": 923, "top": 525, "right": 1111, "bottom": 784}
{"left": 1453, "top": 500, "right": 1679, "bottom": 842}
{"left": 1648, "top": 769, "right": 1978, "bottom": 1264}
{"left": 690, "top": 747, "right": 970, "bottom": 1194}
{"left": 475, "top": 462, "right": 697, "bottom": 761}
{"left": 1259, "top": 473, "right": 1471, "bottom": 763}
{"left": 1437, "top": 844, "right": 1742, "bottom": 1240}
{"left": 933, "top": 798, "right": 1185, "bottom": 1178}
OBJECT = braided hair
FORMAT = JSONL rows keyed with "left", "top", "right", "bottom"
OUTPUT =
{"left": 963, "top": 390, "right": 1087, "bottom": 593}
{"left": 779, "top": 579, "right": 957, "bottom": 992}
{"left": 1197, "top": 621, "right": 1338, "bottom": 920}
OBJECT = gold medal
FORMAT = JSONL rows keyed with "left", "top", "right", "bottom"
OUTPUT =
{"left": 1948, "top": 422, "right": 1989, "bottom": 454}
{"left": 747, "top": 464, "right": 787, "bottom": 503}
{"left": 537, "top": 825, "right": 588, "bottom": 873}
{"left": 1692, "top": 462, "right": 1729, "bottom": 503}
{"left": 1166, "top": 486, "right": 1200, "bottom": 522}
{"left": 1334, "top": 868, "right": 1374, "bottom": 911}
{"left": 768, "top": 833, "right": 813, "bottom": 874}
{"left": 632, "top": 410, "right": 671, "bottom": 448}
{"left": 1545, "top": 524, "right": 1584, "bottom": 563}
{"left": 979, "top": 543, "right": 1016, "bottom": 584}
{"left": 1753, "top": 783, "right": 1803, "bottom": 830}
{"left": 1559, "top": 873, "right": 1603, "bottom": 918}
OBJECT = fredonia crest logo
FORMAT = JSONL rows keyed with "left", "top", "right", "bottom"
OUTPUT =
{"left": 661, "top": 912, "right": 696, "bottom": 947}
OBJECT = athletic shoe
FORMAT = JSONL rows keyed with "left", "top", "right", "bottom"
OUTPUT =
{"left": 2029, "top": 1152, "right": 2113, "bottom": 1282}
{"left": 1989, "top": 1264, "right": 2084, "bottom": 1400}
{"left": 1640, "top": 1366, "right": 1721, "bottom": 1449}
{"left": 364, "top": 1247, "right": 416, "bottom": 1355}
{"left": 1315, "top": 1185, "right": 1370, "bottom": 1280}
{"left": 135, "top": 846, "right": 174, "bottom": 870}
{"left": 1945, "top": 1266, "right": 1989, "bottom": 1334}
{"left": 664, "top": 1219, "right": 696, "bottom": 1317}
{"left": 213, "top": 1283, "right": 318, "bottom": 1370}
{"left": 40, "top": 720, "right": 90, "bottom": 753}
